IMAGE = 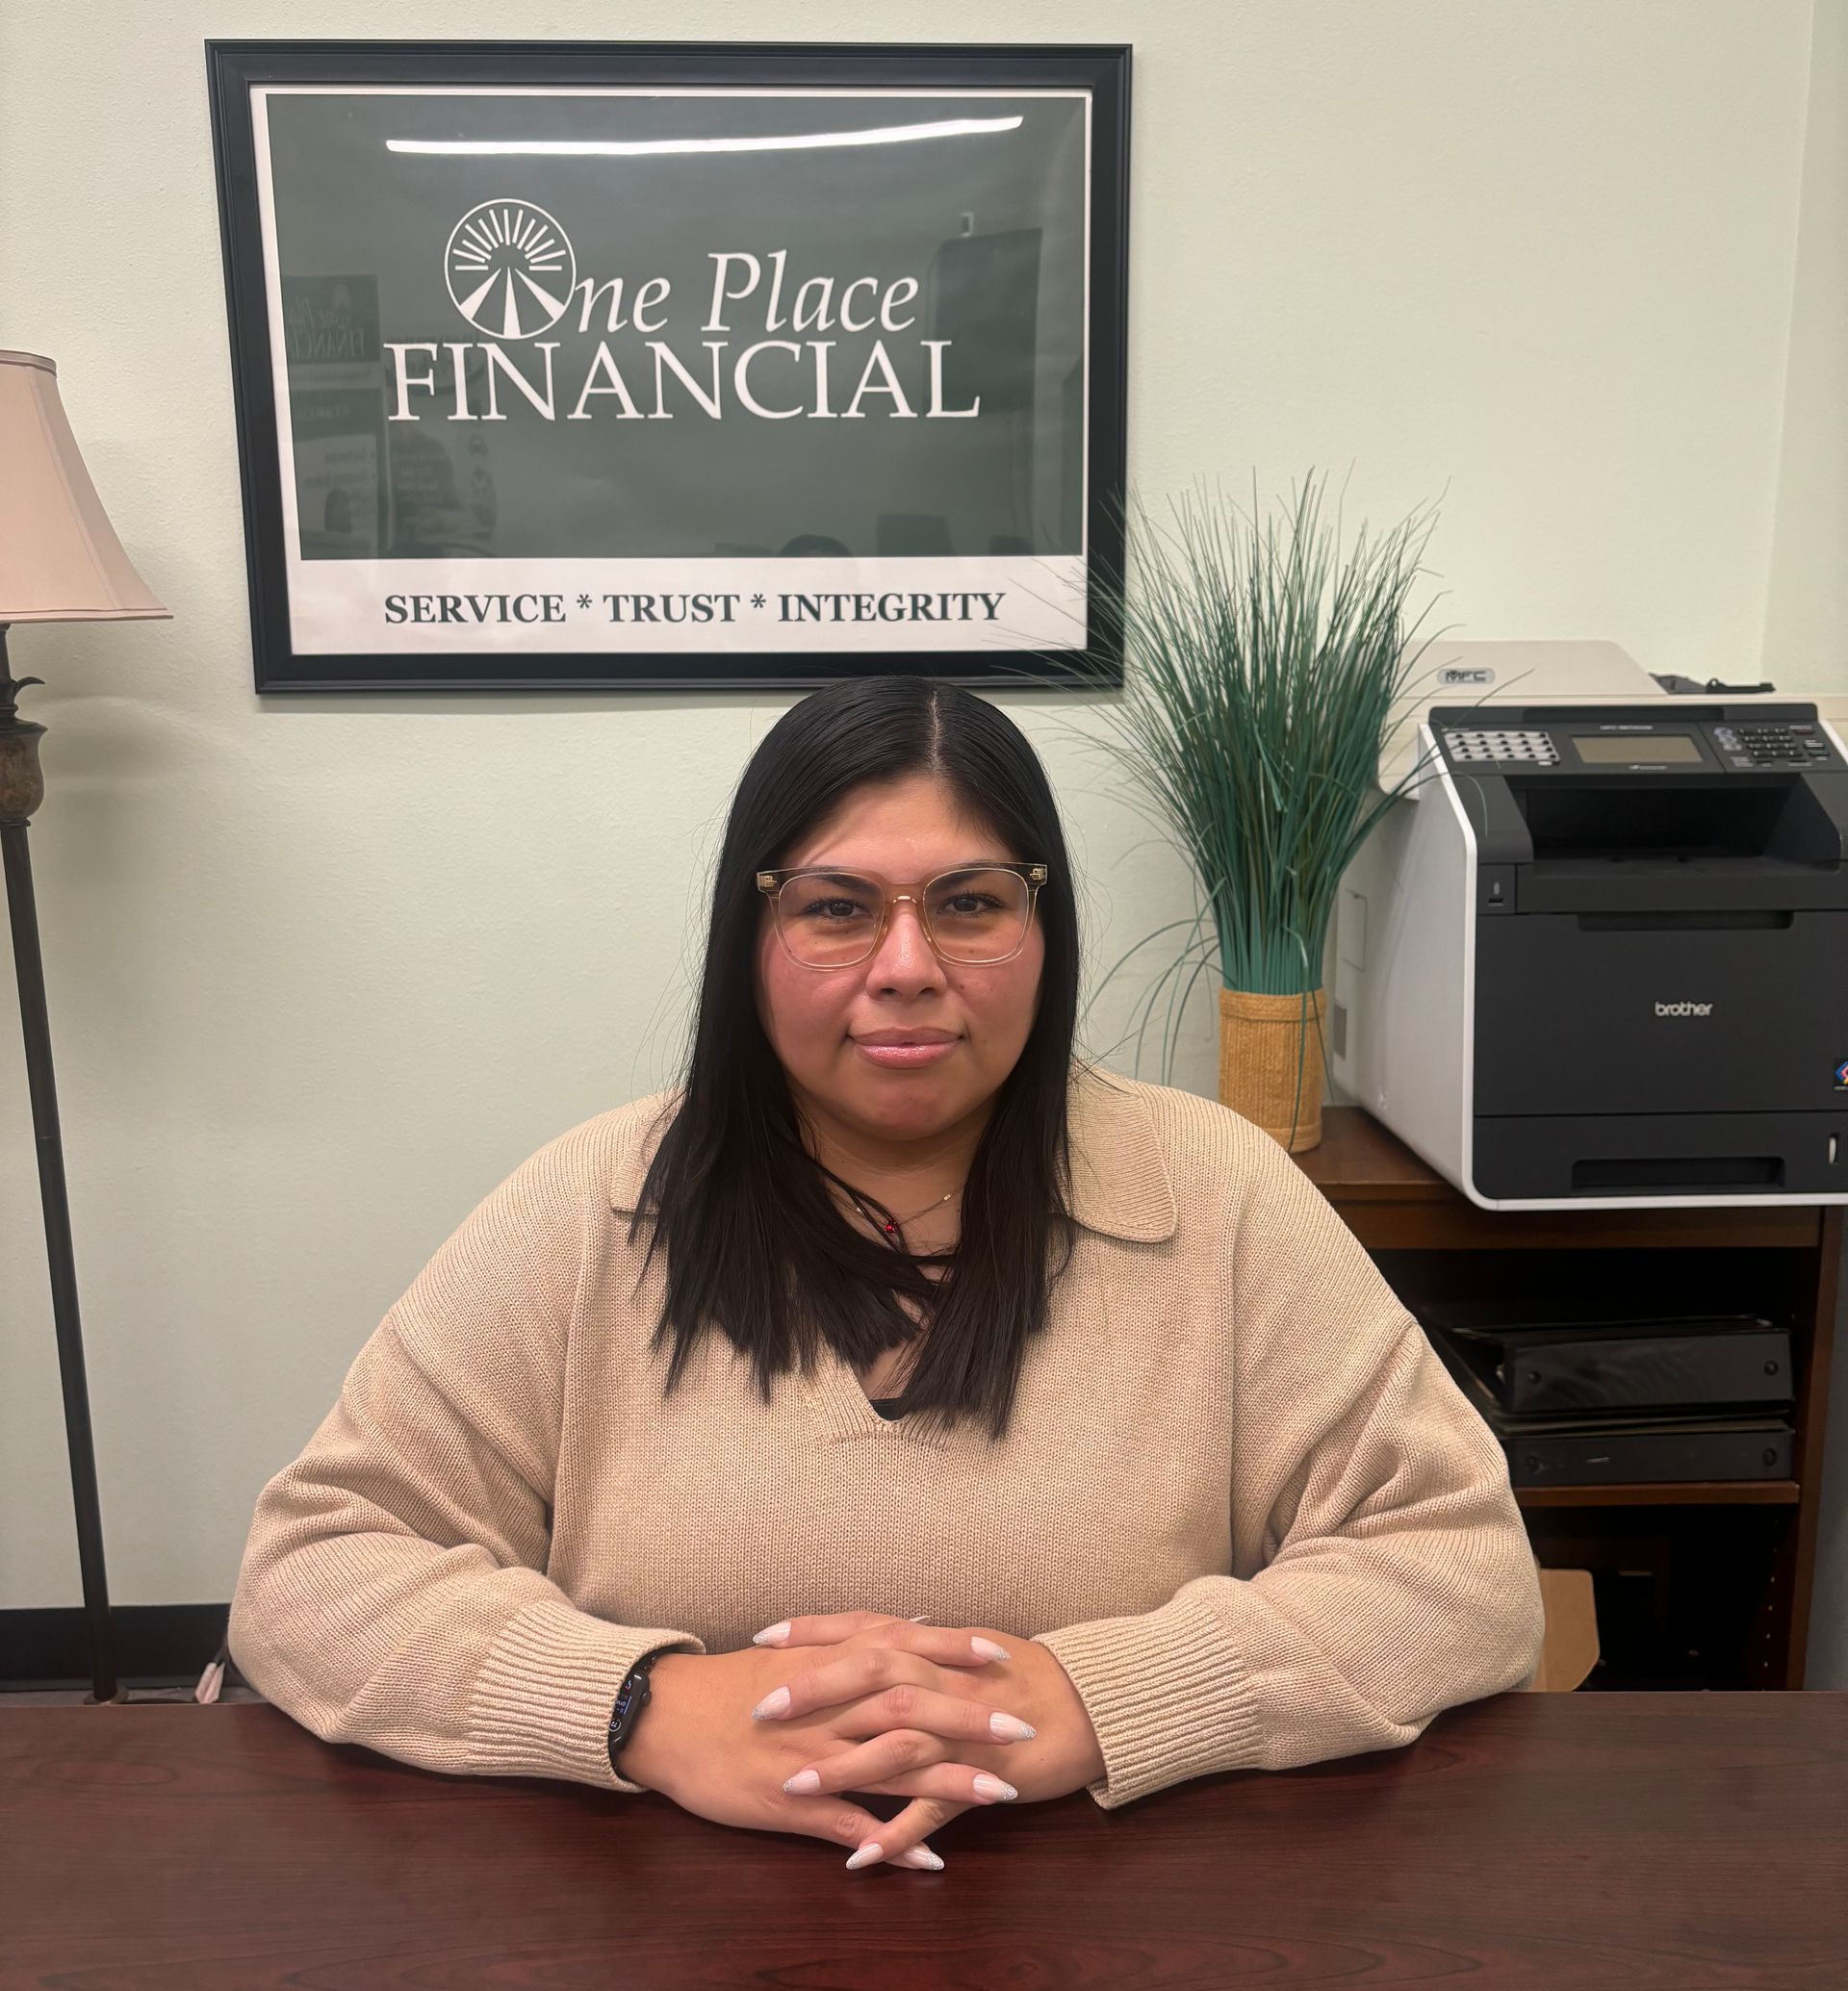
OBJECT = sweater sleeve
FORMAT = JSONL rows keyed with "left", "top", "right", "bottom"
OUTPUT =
{"left": 226, "top": 1126, "right": 706, "bottom": 1793}
{"left": 1031, "top": 1125, "right": 1545, "bottom": 1811}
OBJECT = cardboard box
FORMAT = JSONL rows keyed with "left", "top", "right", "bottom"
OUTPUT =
{"left": 1526, "top": 1565, "right": 1601, "bottom": 1691}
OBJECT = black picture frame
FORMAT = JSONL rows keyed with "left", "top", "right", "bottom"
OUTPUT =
{"left": 205, "top": 39, "right": 1131, "bottom": 694}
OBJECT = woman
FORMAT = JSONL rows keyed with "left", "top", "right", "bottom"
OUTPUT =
{"left": 228, "top": 675, "right": 1545, "bottom": 1876}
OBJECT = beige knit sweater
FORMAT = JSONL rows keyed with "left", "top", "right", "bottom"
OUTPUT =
{"left": 228, "top": 1059, "right": 1545, "bottom": 1811}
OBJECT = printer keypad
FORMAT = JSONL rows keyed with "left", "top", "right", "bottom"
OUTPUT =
{"left": 1715, "top": 722, "right": 1835, "bottom": 769}
{"left": 1443, "top": 728, "right": 1561, "bottom": 766}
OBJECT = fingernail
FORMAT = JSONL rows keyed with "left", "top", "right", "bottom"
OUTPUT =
{"left": 972, "top": 1773, "right": 1018, "bottom": 1800}
{"left": 898, "top": 1845, "right": 945, "bottom": 1870}
{"left": 905, "top": 1614, "right": 930, "bottom": 1622}
{"left": 970, "top": 1637, "right": 1011, "bottom": 1662}
{"left": 845, "top": 1842, "right": 884, "bottom": 1870}
{"left": 783, "top": 1768, "right": 820, "bottom": 1794}
{"left": 751, "top": 1686, "right": 791, "bottom": 1720}
{"left": 988, "top": 1712, "right": 1036, "bottom": 1741}
{"left": 753, "top": 1621, "right": 791, "bottom": 1646}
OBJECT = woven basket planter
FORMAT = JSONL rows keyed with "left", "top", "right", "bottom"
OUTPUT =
{"left": 1217, "top": 986, "right": 1327, "bottom": 1151}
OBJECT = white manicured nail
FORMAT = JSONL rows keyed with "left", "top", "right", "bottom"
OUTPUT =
{"left": 751, "top": 1686, "right": 791, "bottom": 1720}
{"left": 972, "top": 1773, "right": 1017, "bottom": 1800}
{"left": 753, "top": 1621, "right": 791, "bottom": 1645}
{"left": 783, "top": 1768, "right": 820, "bottom": 1794}
{"left": 970, "top": 1637, "right": 1011, "bottom": 1662}
{"left": 988, "top": 1712, "right": 1036, "bottom": 1741}
{"left": 898, "top": 1845, "right": 945, "bottom": 1869}
{"left": 845, "top": 1842, "right": 884, "bottom": 1870}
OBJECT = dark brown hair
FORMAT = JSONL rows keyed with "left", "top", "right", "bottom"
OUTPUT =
{"left": 629, "top": 674, "right": 1091, "bottom": 1443}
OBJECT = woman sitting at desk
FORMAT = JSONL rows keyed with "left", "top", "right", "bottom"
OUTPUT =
{"left": 229, "top": 675, "right": 1545, "bottom": 1874}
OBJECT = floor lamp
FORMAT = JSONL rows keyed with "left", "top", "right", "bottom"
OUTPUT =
{"left": 0, "top": 349, "right": 170, "bottom": 1702}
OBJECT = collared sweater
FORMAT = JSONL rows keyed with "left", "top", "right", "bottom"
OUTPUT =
{"left": 227, "top": 1060, "right": 1546, "bottom": 1811}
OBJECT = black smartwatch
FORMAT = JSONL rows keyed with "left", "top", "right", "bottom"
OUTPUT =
{"left": 606, "top": 1648, "right": 667, "bottom": 1781}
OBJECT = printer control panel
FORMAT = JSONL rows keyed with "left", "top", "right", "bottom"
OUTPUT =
{"left": 1441, "top": 727, "right": 1562, "bottom": 767}
{"left": 1710, "top": 720, "right": 1835, "bottom": 771}
{"left": 1430, "top": 703, "right": 1843, "bottom": 777}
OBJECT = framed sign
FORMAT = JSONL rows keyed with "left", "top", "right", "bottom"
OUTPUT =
{"left": 206, "top": 40, "right": 1130, "bottom": 693}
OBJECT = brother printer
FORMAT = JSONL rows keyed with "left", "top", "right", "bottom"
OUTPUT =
{"left": 1330, "top": 642, "right": 1848, "bottom": 1209}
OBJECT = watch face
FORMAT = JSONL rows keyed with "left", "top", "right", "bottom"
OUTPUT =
{"left": 610, "top": 1660, "right": 653, "bottom": 1737}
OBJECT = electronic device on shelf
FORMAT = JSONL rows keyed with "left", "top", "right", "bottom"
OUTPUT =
{"left": 1333, "top": 643, "right": 1848, "bottom": 1210}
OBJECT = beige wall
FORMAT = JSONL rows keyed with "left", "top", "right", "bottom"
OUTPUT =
{"left": 1766, "top": 3, "right": 1847, "bottom": 702}
{"left": 1, "top": 0, "right": 1835, "bottom": 1675}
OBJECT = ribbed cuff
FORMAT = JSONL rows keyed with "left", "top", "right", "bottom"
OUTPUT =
{"left": 1033, "top": 1583, "right": 1263, "bottom": 1810}
{"left": 467, "top": 1597, "right": 706, "bottom": 1793}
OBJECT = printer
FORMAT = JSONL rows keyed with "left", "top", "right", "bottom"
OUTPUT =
{"left": 1330, "top": 643, "right": 1848, "bottom": 1209}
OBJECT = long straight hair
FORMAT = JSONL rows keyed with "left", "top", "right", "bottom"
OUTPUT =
{"left": 629, "top": 675, "right": 1091, "bottom": 1443}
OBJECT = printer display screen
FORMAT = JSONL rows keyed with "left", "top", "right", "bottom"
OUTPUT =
{"left": 1573, "top": 734, "right": 1704, "bottom": 766}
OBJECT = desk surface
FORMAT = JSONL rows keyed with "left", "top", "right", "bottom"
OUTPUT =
{"left": 4, "top": 1691, "right": 1843, "bottom": 1988}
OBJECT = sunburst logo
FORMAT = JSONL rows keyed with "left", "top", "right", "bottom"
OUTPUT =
{"left": 444, "top": 199, "right": 577, "bottom": 341}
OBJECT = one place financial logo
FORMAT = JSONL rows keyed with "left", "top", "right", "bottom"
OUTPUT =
{"left": 445, "top": 200, "right": 578, "bottom": 340}
{"left": 389, "top": 195, "right": 987, "bottom": 424}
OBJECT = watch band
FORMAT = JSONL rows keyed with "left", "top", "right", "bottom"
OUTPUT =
{"left": 605, "top": 1647, "right": 666, "bottom": 1779}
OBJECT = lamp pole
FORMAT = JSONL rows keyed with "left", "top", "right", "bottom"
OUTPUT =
{"left": 0, "top": 625, "right": 122, "bottom": 1704}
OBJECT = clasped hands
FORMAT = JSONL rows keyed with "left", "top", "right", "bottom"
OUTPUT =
{"left": 752, "top": 1609, "right": 1106, "bottom": 1870}
{"left": 636, "top": 1608, "right": 1105, "bottom": 1873}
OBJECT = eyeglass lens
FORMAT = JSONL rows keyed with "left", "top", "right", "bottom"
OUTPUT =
{"left": 776, "top": 867, "right": 1032, "bottom": 965}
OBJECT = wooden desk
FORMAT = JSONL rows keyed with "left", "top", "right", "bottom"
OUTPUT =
{"left": 4, "top": 1695, "right": 1843, "bottom": 1987}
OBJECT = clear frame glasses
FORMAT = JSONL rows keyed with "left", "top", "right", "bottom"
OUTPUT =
{"left": 756, "top": 861, "right": 1047, "bottom": 969}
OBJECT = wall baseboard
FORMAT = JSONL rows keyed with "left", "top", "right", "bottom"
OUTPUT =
{"left": 2, "top": 1602, "right": 235, "bottom": 1691}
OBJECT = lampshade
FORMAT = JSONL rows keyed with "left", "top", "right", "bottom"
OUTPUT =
{"left": 0, "top": 349, "right": 169, "bottom": 623}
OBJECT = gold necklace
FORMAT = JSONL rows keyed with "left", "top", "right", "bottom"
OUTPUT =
{"left": 844, "top": 1183, "right": 960, "bottom": 1245}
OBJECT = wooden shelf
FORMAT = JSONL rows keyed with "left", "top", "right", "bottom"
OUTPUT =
{"left": 1289, "top": 1104, "right": 1841, "bottom": 1688}
{"left": 1514, "top": 1480, "right": 1801, "bottom": 1509}
{"left": 1290, "top": 1109, "right": 1824, "bottom": 1251}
